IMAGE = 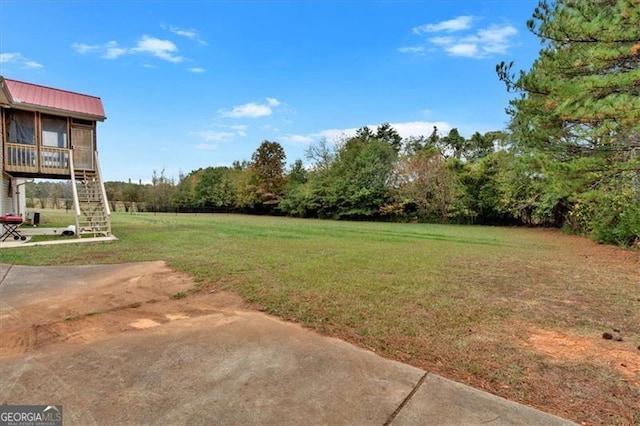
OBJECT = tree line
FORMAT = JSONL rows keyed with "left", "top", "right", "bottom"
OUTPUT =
{"left": 26, "top": 1, "right": 640, "bottom": 246}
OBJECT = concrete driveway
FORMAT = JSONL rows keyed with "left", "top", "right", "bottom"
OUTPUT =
{"left": 0, "top": 262, "right": 576, "bottom": 425}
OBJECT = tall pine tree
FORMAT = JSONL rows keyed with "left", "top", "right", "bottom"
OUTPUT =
{"left": 498, "top": 0, "right": 640, "bottom": 244}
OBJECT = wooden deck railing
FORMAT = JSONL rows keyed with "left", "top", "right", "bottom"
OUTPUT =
{"left": 4, "top": 143, "right": 38, "bottom": 173}
{"left": 4, "top": 143, "right": 71, "bottom": 175}
{"left": 41, "top": 146, "right": 70, "bottom": 174}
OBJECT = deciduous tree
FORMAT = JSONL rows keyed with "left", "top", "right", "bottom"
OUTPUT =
{"left": 250, "top": 140, "right": 287, "bottom": 207}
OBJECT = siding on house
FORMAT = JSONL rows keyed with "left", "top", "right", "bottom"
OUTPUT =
{"left": 1, "top": 103, "right": 17, "bottom": 215}
{"left": 0, "top": 106, "right": 9, "bottom": 215}
{"left": 0, "top": 178, "right": 12, "bottom": 216}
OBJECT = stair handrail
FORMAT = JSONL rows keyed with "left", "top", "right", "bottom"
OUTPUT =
{"left": 69, "top": 150, "right": 81, "bottom": 236}
{"left": 94, "top": 150, "right": 111, "bottom": 217}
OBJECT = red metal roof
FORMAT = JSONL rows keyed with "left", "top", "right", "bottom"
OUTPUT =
{"left": 2, "top": 78, "right": 106, "bottom": 120}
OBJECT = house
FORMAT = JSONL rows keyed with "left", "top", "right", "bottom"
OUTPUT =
{"left": 0, "top": 76, "right": 111, "bottom": 237}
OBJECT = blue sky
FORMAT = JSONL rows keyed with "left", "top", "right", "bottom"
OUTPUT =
{"left": 1, "top": 1, "right": 540, "bottom": 182}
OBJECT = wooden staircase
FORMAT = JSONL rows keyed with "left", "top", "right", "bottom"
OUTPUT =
{"left": 70, "top": 152, "right": 111, "bottom": 238}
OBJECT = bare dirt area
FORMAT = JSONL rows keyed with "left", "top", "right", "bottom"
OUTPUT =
{"left": 486, "top": 231, "right": 640, "bottom": 425}
{"left": 498, "top": 232, "right": 640, "bottom": 425}
{"left": 0, "top": 261, "right": 246, "bottom": 358}
{"left": 525, "top": 328, "right": 640, "bottom": 387}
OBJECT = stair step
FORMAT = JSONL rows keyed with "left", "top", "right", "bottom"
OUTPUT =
{"left": 72, "top": 163, "right": 111, "bottom": 237}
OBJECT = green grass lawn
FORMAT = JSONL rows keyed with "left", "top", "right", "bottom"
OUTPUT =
{"left": 2, "top": 209, "right": 639, "bottom": 424}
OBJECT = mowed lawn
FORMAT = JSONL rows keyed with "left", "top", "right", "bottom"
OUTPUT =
{"left": 2, "top": 210, "right": 639, "bottom": 424}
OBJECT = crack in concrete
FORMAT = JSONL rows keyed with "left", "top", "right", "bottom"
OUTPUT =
{"left": 383, "top": 372, "right": 429, "bottom": 425}
{"left": 0, "top": 264, "right": 13, "bottom": 288}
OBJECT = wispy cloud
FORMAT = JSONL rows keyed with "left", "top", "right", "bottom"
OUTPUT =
{"left": 446, "top": 43, "right": 478, "bottom": 57}
{"left": 132, "top": 35, "right": 184, "bottom": 62}
{"left": 391, "top": 121, "right": 452, "bottom": 138}
{"left": 224, "top": 103, "right": 271, "bottom": 118}
{"left": 0, "top": 52, "right": 44, "bottom": 69}
{"left": 429, "top": 36, "right": 455, "bottom": 46}
{"left": 73, "top": 35, "right": 184, "bottom": 63}
{"left": 282, "top": 134, "right": 316, "bottom": 145}
{"left": 413, "top": 16, "right": 473, "bottom": 35}
{"left": 194, "top": 124, "right": 248, "bottom": 149}
{"left": 104, "top": 41, "right": 128, "bottom": 59}
{"left": 197, "top": 131, "right": 238, "bottom": 142}
{"left": 401, "top": 16, "right": 518, "bottom": 59}
{"left": 219, "top": 98, "right": 282, "bottom": 118}
{"left": 69, "top": 43, "right": 94, "bottom": 54}
{"left": 195, "top": 143, "right": 219, "bottom": 151}
{"left": 398, "top": 46, "right": 425, "bottom": 54}
{"left": 162, "top": 24, "right": 208, "bottom": 46}
{"left": 282, "top": 121, "right": 452, "bottom": 147}
{"left": 266, "top": 97, "right": 281, "bottom": 107}
{"left": 470, "top": 25, "right": 518, "bottom": 55}
{"left": 73, "top": 22, "right": 208, "bottom": 70}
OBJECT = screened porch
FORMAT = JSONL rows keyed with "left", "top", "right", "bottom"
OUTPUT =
{"left": 2, "top": 108, "right": 96, "bottom": 178}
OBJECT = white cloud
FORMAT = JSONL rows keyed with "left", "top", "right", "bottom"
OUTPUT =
{"left": 428, "top": 36, "right": 454, "bottom": 46}
{"left": 133, "top": 35, "right": 184, "bottom": 63}
{"left": 73, "top": 41, "right": 126, "bottom": 59}
{"left": 195, "top": 143, "right": 218, "bottom": 151}
{"left": 73, "top": 24, "right": 208, "bottom": 70}
{"left": 278, "top": 128, "right": 353, "bottom": 146}
{"left": 283, "top": 121, "right": 453, "bottom": 148}
{"left": 24, "top": 61, "right": 43, "bottom": 69}
{"left": 229, "top": 124, "right": 248, "bottom": 136}
{"left": 262, "top": 124, "right": 280, "bottom": 132}
{"left": 220, "top": 98, "right": 282, "bottom": 118}
{"left": 0, "top": 52, "right": 43, "bottom": 69}
{"left": 197, "top": 130, "right": 237, "bottom": 142}
{"left": 391, "top": 121, "right": 452, "bottom": 138}
{"left": 398, "top": 46, "right": 425, "bottom": 54}
{"left": 474, "top": 25, "right": 518, "bottom": 55}
{"left": 162, "top": 24, "right": 208, "bottom": 45}
{"left": 403, "top": 16, "right": 518, "bottom": 59}
{"left": 224, "top": 103, "right": 271, "bottom": 118}
{"left": 72, "top": 35, "right": 187, "bottom": 64}
{"left": 446, "top": 43, "right": 478, "bottom": 57}
{"left": 104, "top": 41, "right": 127, "bottom": 59}
{"left": 413, "top": 16, "right": 473, "bottom": 34}
{"left": 0, "top": 53, "right": 17, "bottom": 62}
{"left": 71, "top": 43, "right": 95, "bottom": 54}
{"left": 317, "top": 128, "right": 356, "bottom": 142}
{"left": 193, "top": 124, "right": 249, "bottom": 148}
{"left": 282, "top": 134, "right": 316, "bottom": 145}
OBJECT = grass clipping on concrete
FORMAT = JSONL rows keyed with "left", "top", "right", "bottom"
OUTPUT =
{"left": 3, "top": 209, "right": 639, "bottom": 425}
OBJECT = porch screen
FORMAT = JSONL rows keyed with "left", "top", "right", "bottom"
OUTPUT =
{"left": 42, "top": 115, "right": 68, "bottom": 147}
{"left": 7, "top": 110, "right": 35, "bottom": 144}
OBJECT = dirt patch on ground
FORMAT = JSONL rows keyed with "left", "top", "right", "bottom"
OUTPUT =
{"left": 0, "top": 261, "right": 246, "bottom": 358}
{"left": 524, "top": 327, "right": 640, "bottom": 387}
